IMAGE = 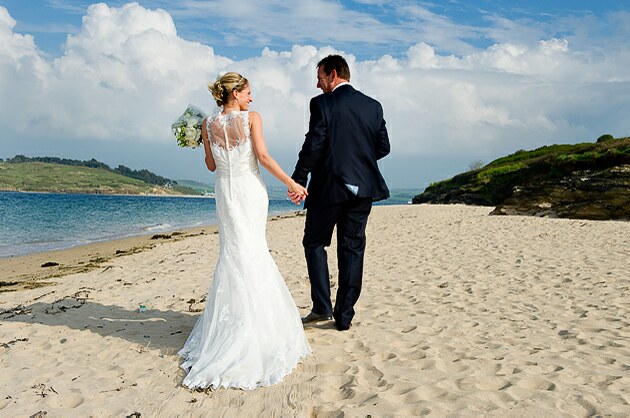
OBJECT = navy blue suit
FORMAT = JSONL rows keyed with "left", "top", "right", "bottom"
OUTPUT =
{"left": 292, "top": 84, "right": 390, "bottom": 327}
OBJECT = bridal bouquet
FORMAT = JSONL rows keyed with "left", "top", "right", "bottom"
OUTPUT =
{"left": 172, "top": 105, "right": 207, "bottom": 148}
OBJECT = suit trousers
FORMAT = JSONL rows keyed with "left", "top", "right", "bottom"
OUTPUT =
{"left": 303, "top": 196, "right": 372, "bottom": 326}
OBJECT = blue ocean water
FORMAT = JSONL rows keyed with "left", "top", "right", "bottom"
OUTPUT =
{"left": 0, "top": 191, "right": 299, "bottom": 258}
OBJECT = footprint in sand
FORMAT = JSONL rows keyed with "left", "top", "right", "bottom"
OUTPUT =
{"left": 409, "top": 349, "right": 427, "bottom": 360}
{"left": 515, "top": 376, "right": 556, "bottom": 391}
{"left": 45, "top": 394, "right": 84, "bottom": 409}
{"left": 384, "top": 384, "right": 424, "bottom": 403}
{"left": 312, "top": 405, "right": 351, "bottom": 417}
{"left": 414, "top": 325, "right": 440, "bottom": 335}
{"left": 339, "top": 376, "right": 358, "bottom": 400}
{"left": 558, "top": 397, "right": 599, "bottom": 416}
{"left": 318, "top": 375, "right": 358, "bottom": 403}
{"left": 456, "top": 376, "right": 511, "bottom": 391}
{"left": 385, "top": 382, "right": 447, "bottom": 403}
{"left": 349, "top": 341, "right": 375, "bottom": 357}
{"left": 359, "top": 365, "right": 386, "bottom": 388}
{"left": 414, "top": 358, "right": 434, "bottom": 371}
{"left": 315, "top": 361, "right": 351, "bottom": 374}
{"left": 522, "top": 362, "right": 564, "bottom": 375}
{"left": 435, "top": 357, "right": 469, "bottom": 373}
{"left": 387, "top": 381, "right": 417, "bottom": 395}
{"left": 496, "top": 364, "right": 522, "bottom": 376}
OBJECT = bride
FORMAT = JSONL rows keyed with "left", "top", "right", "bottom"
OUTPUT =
{"left": 178, "top": 72, "right": 312, "bottom": 390}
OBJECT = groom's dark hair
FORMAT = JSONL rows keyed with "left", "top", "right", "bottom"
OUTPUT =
{"left": 317, "top": 55, "right": 351, "bottom": 81}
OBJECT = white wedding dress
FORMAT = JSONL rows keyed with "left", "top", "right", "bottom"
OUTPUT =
{"left": 178, "top": 111, "right": 311, "bottom": 390}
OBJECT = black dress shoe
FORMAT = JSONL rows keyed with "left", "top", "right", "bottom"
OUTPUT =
{"left": 301, "top": 311, "right": 333, "bottom": 324}
{"left": 336, "top": 323, "right": 351, "bottom": 331}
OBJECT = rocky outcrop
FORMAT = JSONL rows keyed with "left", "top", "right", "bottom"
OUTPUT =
{"left": 490, "top": 165, "right": 630, "bottom": 220}
{"left": 413, "top": 137, "right": 630, "bottom": 221}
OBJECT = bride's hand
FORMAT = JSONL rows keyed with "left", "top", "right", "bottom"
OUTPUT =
{"left": 288, "top": 181, "right": 307, "bottom": 203}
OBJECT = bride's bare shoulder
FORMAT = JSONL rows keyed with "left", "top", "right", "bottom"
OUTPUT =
{"left": 248, "top": 111, "right": 263, "bottom": 129}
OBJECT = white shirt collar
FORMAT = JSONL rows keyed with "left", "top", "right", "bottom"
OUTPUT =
{"left": 332, "top": 81, "right": 350, "bottom": 92}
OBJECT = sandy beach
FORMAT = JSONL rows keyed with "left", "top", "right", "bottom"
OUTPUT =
{"left": 1, "top": 204, "right": 629, "bottom": 417}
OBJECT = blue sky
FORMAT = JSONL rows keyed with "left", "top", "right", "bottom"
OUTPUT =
{"left": 4, "top": 0, "right": 628, "bottom": 59}
{"left": 1, "top": 1, "right": 629, "bottom": 188}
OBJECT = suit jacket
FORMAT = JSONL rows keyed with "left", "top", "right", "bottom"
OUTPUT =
{"left": 292, "top": 84, "right": 390, "bottom": 208}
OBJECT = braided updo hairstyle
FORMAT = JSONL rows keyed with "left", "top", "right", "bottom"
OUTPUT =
{"left": 208, "top": 72, "right": 248, "bottom": 107}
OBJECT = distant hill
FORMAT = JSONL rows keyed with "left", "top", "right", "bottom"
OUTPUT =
{"left": 3, "top": 155, "right": 180, "bottom": 187}
{"left": 175, "top": 179, "right": 214, "bottom": 195}
{"left": 0, "top": 159, "right": 200, "bottom": 196}
{"left": 413, "top": 135, "right": 630, "bottom": 220}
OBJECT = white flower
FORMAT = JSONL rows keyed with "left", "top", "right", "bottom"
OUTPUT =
{"left": 185, "top": 126, "right": 200, "bottom": 147}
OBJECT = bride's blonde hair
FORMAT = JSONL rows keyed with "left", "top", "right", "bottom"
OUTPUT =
{"left": 208, "top": 72, "right": 248, "bottom": 107}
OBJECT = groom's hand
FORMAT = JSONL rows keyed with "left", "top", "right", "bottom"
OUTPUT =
{"left": 288, "top": 190, "right": 307, "bottom": 205}
{"left": 288, "top": 181, "right": 307, "bottom": 205}
{"left": 288, "top": 191, "right": 302, "bottom": 205}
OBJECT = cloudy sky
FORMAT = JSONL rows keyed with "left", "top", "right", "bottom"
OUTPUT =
{"left": 1, "top": 1, "right": 629, "bottom": 189}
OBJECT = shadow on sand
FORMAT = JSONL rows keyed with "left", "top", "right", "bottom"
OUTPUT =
{"left": 1, "top": 292, "right": 199, "bottom": 353}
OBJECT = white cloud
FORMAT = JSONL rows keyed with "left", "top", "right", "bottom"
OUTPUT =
{"left": 0, "top": 8, "right": 41, "bottom": 62}
{"left": 1, "top": 3, "right": 629, "bottom": 188}
{"left": 1, "top": 3, "right": 232, "bottom": 141}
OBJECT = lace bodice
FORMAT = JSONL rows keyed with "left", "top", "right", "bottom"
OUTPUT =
{"left": 207, "top": 111, "right": 260, "bottom": 197}
{"left": 207, "top": 111, "right": 250, "bottom": 149}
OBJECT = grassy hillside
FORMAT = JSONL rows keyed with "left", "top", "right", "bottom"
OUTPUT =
{"left": 0, "top": 162, "right": 199, "bottom": 195}
{"left": 415, "top": 136, "right": 629, "bottom": 205}
{"left": 175, "top": 179, "right": 214, "bottom": 194}
{"left": 412, "top": 136, "right": 630, "bottom": 219}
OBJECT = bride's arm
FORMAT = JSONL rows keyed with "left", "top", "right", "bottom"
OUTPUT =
{"left": 249, "top": 112, "right": 306, "bottom": 197}
{"left": 202, "top": 117, "right": 216, "bottom": 172}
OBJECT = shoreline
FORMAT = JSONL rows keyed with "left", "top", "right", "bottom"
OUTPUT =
{"left": 0, "top": 189, "right": 213, "bottom": 198}
{"left": 0, "top": 225, "right": 215, "bottom": 291}
{"left": 0, "top": 210, "right": 305, "bottom": 292}
{"left": 0, "top": 220, "right": 217, "bottom": 260}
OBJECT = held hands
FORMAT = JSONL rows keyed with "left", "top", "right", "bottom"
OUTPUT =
{"left": 287, "top": 181, "right": 308, "bottom": 205}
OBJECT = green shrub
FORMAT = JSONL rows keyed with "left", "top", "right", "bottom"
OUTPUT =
{"left": 596, "top": 134, "right": 615, "bottom": 143}
{"left": 428, "top": 180, "right": 445, "bottom": 188}
{"left": 476, "top": 163, "right": 525, "bottom": 183}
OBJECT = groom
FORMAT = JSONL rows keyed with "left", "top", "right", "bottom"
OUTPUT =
{"left": 290, "top": 54, "right": 390, "bottom": 331}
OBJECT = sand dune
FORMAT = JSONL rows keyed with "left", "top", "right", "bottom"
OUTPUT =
{"left": 1, "top": 204, "right": 629, "bottom": 416}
